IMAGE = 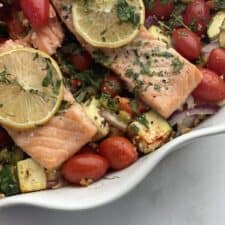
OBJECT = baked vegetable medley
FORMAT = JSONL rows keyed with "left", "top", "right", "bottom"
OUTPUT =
{"left": 0, "top": 0, "right": 224, "bottom": 197}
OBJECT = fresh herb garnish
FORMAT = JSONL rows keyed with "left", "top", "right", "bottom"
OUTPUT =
{"left": 136, "top": 115, "right": 149, "bottom": 128}
{"left": 42, "top": 58, "right": 62, "bottom": 94}
{"left": 171, "top": 57, "right": 184, "bottom": 73}
{"left": 99, "top": 93, "right": 119, "bottom": 113}
{"left": 116, "top": 0, "right": 140, "bottom": 26}
{"left": 0, "top": 165, "right": 19, "bottom": 196}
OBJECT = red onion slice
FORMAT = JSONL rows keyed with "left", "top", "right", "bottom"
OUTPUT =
{"left": 144, "top": 15, "right": 158, "bottom": 29}
{"left": 169, "top": 105, "right": 219, "bottom": 127}
{"left": 101, "top": 110, "right": 127, "bottom": 131}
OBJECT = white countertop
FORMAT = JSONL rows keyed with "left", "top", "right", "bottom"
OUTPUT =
{"left": 1, "top": 134, "right": 225, "bottom": 225}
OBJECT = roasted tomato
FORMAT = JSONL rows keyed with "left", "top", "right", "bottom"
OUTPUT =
{"left": 101, "top": 73, "right": 123, "bottom": 97}
{"left": 61, "top": 153, "right": 109, "bottom": 186}
{"left": 99, "top": 136, "right": 138, "bottom": 170}
{"left": 207, "top": 48, "right": 225, "bottom": 77}
{"left": 172, "top": 28, "right": 201, "bottom": 61}
{"left": 69, "top": 51, "right": 93, "bottom": 71}
{"left": 20, "top": 0, "right": 50, "bottom": 28}
{"left": 183, "top": 0, "right": 210, "bottom": 35}
{"left": 192, "top": 68, "right": 225, "bottom": 102}
{"left": 148, "top": 0, "right": 174, "bottom": 20}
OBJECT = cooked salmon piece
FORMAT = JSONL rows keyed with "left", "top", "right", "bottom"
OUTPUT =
{"left": 5, "top": 90, "right": 97, "bottom": 169}
{"left": 0, "top": 41, "right": 97, "bottom": 169}
{"left": 51, "top": 0, "right": 202, "bottom": 118}
{"left": 15, "top": 5, "right": 64, "bottom": 55}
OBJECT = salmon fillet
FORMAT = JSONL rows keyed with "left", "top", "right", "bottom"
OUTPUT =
{"left": 0, "top": 41, "right": 97, "bottom": 169}
{"left": 51, "top": 0, "right": 202, "bottom": 118}
{"left": 5, "top": 90, "right": 97, "bottom": 169}
{"left": 18, "top": 5, "right": 64, "bottom": 55}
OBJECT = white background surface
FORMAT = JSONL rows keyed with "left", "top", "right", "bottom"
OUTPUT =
{"left": 0, "top": 134, "right": 225, "bottom": 225}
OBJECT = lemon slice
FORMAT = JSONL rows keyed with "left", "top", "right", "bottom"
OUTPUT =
{"left": 72, "top": 0, "right": 145, "bottom": 48}
{"left": 0, "top": 48, "right": 64, "bottom": 129}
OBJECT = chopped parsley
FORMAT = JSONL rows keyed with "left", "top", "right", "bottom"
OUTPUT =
{"left": 214, "top": 0, "right": 225, "bottom": 10}
{"left": 136, "top": 115, "right": 149, "bottom": 128}
{"left": 171, "top": 57, "right": 184, "bottom": 73}
{"left": 99, "top": 93, "right": 119, "bottom": 113}
{"left": 0, "top": 165, "right": 19, "bottom": 196}
{"left": 0, "top": 67, "right": 10, "bottom": 84}
{"left": 57, "top": 100, "right": 72, "bottom": 114}
{"left": 92, "top": 50, "right": 111, "bottom": 65}
{"left": 42, "top": 58, "right": 62, "bottom": 94}
{"left": 116, "top": 0, "right": 140, "bottom": 26}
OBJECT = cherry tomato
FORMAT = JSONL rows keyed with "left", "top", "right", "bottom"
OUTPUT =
{"left": 0, "top": 127, "right": 12, "bottom": 147}
{"left": 70, "top": 79, "right": 81, "bottom": 89}
{"left": 99, "top": 136, "right": 138, "bottom": 170}
{"left": 149, "top": 0, "right": 174, "bottom": 20}
{"left": 69, "top": 51, "right": 93, "bottom": 71}
{"left": 183, "top": 0, "right": 210, "bottom": 35}
{"left": 7, "top": 7, "right": 25, "bottom": 40}
{"left": 192, "top": 68, "right": 225, "bottom": 102}
{"left": 101, "top": 73, "right": 123, "bottom": 97}
{"left": 207, "top": 48, "right": 225, "bottom": 77}
{"left": 20, "top": 0, "right": 50, "bottom": 28}
{"left": 118, "top": 97, "right": 147, "bottom": 116}
{"left": 172, "top": 28, "right": 201, "bottom": 61}
{"left": 78, "top": 146, "right": 96, "bottom": 154}
{"left": 61, "top": 153, "right": 109, "bottom": 186}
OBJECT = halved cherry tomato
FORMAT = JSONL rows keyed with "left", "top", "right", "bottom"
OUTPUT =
{"left": 207, "top": 48, "right": 225, "bottom": 77}
{"left": 172, "top": 28, "right": 201, "bottom": 61}
{"left": 61, "top": 153, "right": 109, "bottom": 186}
{"left": 70, "top": 79, "right": 81, "bottom": 89}
{"left": 99, "top": 136, "right": 138, "bottom": 170}
{"left": 183, "top": 0, "right": 210, "bottom": 35}
{"left": 69, "top": 51, "right": 93, "bottom": 71}
{"left": 118, "top": 97, "right": 147, "bottom": 116}
{"left": 192, "top": 68, "right": 225, "bottom": 102}
{"left": 0, "top": 127, "right": 12, "bottom": 147}
{"left": 20, "top": 0, "right": 50, "bottom": 28}
{"left": 149, "top": 0, "right": 174, "bottom": 20}
{"left": 101, "top": 73, "right": 123, "bottom": 97}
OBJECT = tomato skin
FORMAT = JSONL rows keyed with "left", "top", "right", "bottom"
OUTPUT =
{"left": 172, "top": 28, "right": 201, "bottom": 60}
{"left": 0, "top": 128, "right": 12, "bottom": 147}
{"left": 101, "top": 73, "right": 123, "bottom": 97}
{"left": 78, "top": 146, "right": 96, "bottom": 154}
{"left": 61, "top": 153, "right": 109, "bottom": 186}
{"left": 69, "top": 51, "right": 93, "bottom": 71}
{"left": 183, "top": 0, "right": 210, "bottom": 35}
{"left": 150, "top": 0, "right": 174, "bottom": 20}
{"left": 192, "top": 68, "right": 225, "bottom": 102}
{"left": 70, "top": 79, "right": 81, "bottom": 89}
{"left": 207, "top": 48, "right": 225, "bottom": 77}
{"left": 118, "top": 97, "right": 147, "bottom": 116}
{"left": 20, "top": 0, "right": 50, "bottom": 28}
{"left": 99, "top": 136, "right": 138, "bottom": 170}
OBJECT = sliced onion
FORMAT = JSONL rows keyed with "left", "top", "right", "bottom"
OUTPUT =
{"left": 186, "top": 95, "right": 195, "bottom": 109}
{"left": 169, "top": 105, "right": 219, "bottom": 127}
{"left": 144, "top": 15, "right": 158, "bottom": 29}
{"left": 101, "top": 110, "right": 127, "bottom": 131}
{"left": 201, "top": 41, "right": 219, "bottom": 61}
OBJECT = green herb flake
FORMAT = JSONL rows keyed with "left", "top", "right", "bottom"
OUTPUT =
{"left": 171, "top": 57, "right": 184, "bottom": 73}
{"left": 136, "top": 115, "right": 149, "bottom": 128}
{"left": 116, "top": 0, "right": 140, "bottom": 26}
{"left": 0, "top": 165, "right": 20, "bottom": 196}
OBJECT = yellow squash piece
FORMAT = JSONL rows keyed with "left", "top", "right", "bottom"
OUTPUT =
{"left": 17, "top": 158, "right": 47, "bottom": 193}
{"left": 128, "top": 111, "right": 172, "bottom": 154}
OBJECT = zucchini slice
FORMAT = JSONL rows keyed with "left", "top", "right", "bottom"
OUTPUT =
{"left": 207, "top": 11, "right": 225, "bottom": 40}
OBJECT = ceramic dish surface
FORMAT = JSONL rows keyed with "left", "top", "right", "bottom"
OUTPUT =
{"left": 0, "top": 107, "right": 224, "bottom": 211}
